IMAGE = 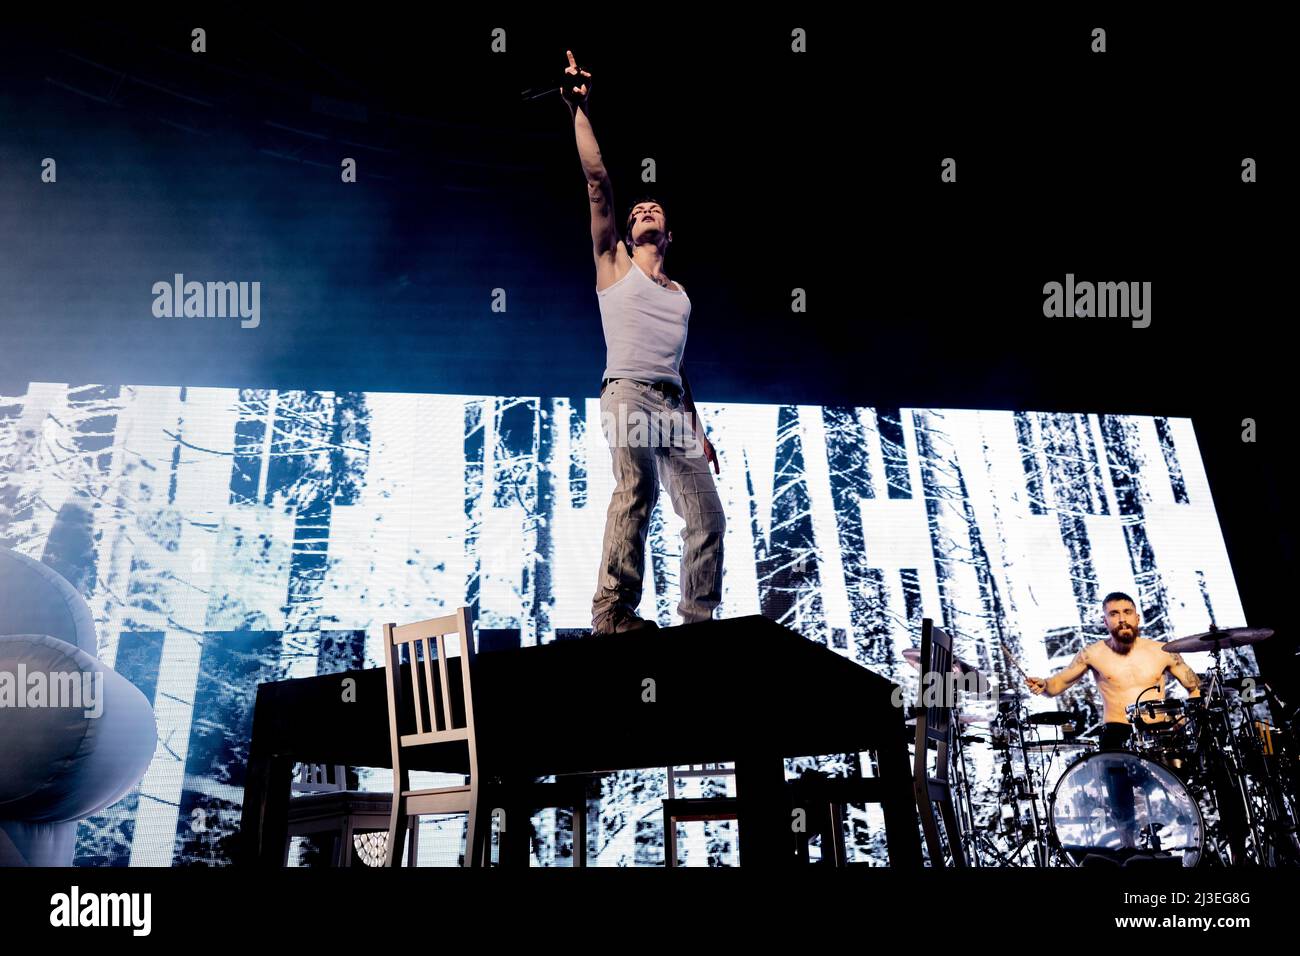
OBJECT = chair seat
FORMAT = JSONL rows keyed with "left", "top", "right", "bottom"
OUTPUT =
{"left": 401, "top": 785, "right": 473, "bottom": 798}
{"left": 287, "top": 790, "right": 395, "bottom": 826}
{"left": 285, "top": 790, "right": 416, "bottom": 866}
{"left": 402, "top": 786, "right": 476, "bottom": 816}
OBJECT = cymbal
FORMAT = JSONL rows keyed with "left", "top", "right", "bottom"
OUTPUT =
{"left": 1163, "top": 627, "right": 1274, "bottom": 653}
{"left": 901, "top": 646, "right": 984, "bottom": 678}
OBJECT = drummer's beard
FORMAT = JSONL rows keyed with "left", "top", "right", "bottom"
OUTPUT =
{"left": 1109, "top": 622, "right": 1139, "bottom": 652}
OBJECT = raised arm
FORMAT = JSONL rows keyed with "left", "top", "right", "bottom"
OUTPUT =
{"left": 1027, "top": 646, "right": 1090, "bottom": 697}
{"left": 560, "top": 50, "right": 619, "bottom": 261}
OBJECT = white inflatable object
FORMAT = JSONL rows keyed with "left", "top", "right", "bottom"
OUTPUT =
{"left": 0, "top": 548, "right": 158, "bottom": 866}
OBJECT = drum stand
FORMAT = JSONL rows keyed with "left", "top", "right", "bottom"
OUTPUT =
{"left": 973, "top": 746, "right": 1038, "bottom": 867}
{"left": 983, "top": 688, "right": 1052, "bottom": 866}
{"left": 1209, "top": 653, "right": 1300, "bottom": 865}
{"left": 1009, "top": 689, "right": 1053, "bottom": 865}
{"left": 949, "top": 720, "right": 986, "bottom": 866}
{"left": 1196, "top": 657, "right": 1266, "bottom": 865}
{"left": 1241, "top": 687, "right": 1300, "bottom": 865}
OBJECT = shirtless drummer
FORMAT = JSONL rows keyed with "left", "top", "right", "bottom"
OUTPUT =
{"left": 1026, "top": 591, "right": 1202, "bottom": 751}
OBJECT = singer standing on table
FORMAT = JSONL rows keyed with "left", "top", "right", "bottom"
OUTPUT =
{"left": 557, "top": 50, "right": 725, "bottom": 636}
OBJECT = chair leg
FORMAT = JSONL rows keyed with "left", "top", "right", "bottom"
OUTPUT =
{"left": 664, "top": 807, "right": 678, "bottom": 868}
{"left": 939, "top": 794, "right": 965, "bottom": 868}
{"left": 924, "top": 810, "right": 946, "bottom": 867}
{"left": 385, "top": 802, "right": 408, "bottom": 867}
{"left": 464, "top": 803, "right": 479, "bottom": 868}
{"left": 404, "top": 817, "right": 419, "bottom": 867}
{"left": 337, "top": 820, "right": 351, "bottom": 867}
{"left": 467, "top": 783, "right": 497, "bottom": 868}
{"left": 573, "top": 797, "right": 587, "bottom": 868}
{"left": 826, "top": 802, "right": 847, "bottom": 867}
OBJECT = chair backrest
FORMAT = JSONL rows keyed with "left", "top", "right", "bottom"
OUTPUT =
{"left": 912, "top": 617, "right": 969, "bottom": 867}
{"left": 382, "top": 607, "right": 479, "bottom": 784}
{"left": 291, "top": 763, "right": 348, "bottom": 793}
{"left": 915, "top": 617, "right": 955, "bottom": 784}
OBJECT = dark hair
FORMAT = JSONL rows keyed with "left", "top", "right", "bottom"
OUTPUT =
{"left": 1101, "top": 591, "right": 1136, "bottom": 609}
{"left": 624, "top": 196, "right": 669, "bottom": 254}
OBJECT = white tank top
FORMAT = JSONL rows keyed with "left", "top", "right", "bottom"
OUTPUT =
{"left": 597, "top": 259, "right": 690, "bottom": 389}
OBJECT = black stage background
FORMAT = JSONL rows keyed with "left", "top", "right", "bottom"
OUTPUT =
{"left": 4, "top": 10, "right": 1289, "bottom": 685}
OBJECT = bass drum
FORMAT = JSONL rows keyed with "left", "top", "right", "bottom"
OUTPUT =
{"left": 1047, "top": 750, "right": 1205, "bottom": 867}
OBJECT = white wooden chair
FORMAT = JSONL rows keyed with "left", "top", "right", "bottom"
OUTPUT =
{"left": 382, "top": 607, "right": 491, "bottom": 866}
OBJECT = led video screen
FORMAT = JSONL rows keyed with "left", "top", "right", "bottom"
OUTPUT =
{"left": 0, "top": 382, "right": 1245, "bottom": 865}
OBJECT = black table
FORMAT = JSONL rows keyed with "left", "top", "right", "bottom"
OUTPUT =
{"left": 238, "top": 615, "right": 921, "bottom": 867}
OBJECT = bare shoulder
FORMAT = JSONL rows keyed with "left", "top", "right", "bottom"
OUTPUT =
{"left": 1153, "top": 639, "right": 1186, "bottom": 662}
{"left": 1067, "top": 641, "right": 1098, "bottom": 670}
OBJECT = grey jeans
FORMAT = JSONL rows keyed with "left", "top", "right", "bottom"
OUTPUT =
{"left": 591, "top": 378, "right": 725, "bottom": 627}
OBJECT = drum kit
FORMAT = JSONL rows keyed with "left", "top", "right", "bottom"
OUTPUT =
{"left": 906, "top": 625, "right": 1299, "bottom": 867}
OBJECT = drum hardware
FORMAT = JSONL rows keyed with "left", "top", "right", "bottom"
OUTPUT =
{"left": 1025, "top": 711, "right": 1077, "bottom": 727}
{"left": 980, "top": 640, "right": 1126, "bottom": 866}
{"left": 944, "top": 622, "right": 1295, "bottom": 866}
{"left": 1145, "top": 627, "right": 1297, "bottom": 867}
{"left": 947, "top": 675, "right": 991, "bottom": 866}
{"left": 905, "top": 712, "right": 989, "bottom": 726}
{"left": 1020, "top": 739, "right": 1095, "bottom": 753}
{"left": 1252, "top": 720, "right": 1280, "bottom": 757}
{"left": 978, "top": 685, "right": 1082, "bottom": 866}
{"left": 1197, "top": 639, "right": 1275, "bottom": 863}
{"left": 1126, "top": 691, "right": 1199, "bottom": 776}
{"left": 1230, "top": 713, "right": 1300, "bottom": 865}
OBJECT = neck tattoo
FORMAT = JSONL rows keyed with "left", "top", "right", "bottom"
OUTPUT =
{"left": 633, "top": 252, "right": 673, "bottom": 289}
